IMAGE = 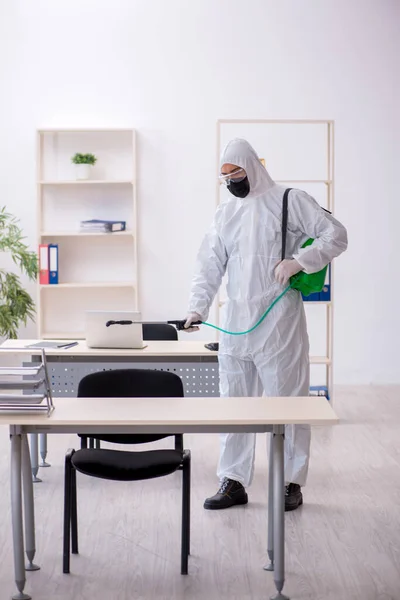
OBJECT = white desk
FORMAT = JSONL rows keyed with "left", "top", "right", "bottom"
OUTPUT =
{"left": 5, "top": 395, "right": 338, "bottom": 600}
{"left": 0, "top": 339, "right": 332, "bottom": 479}
{"left": 0, "top": 339, "right": 218, "bottom": 357}
{"left": 1, "top": 340, "right": 220, "bottom": 480}
{"left": 0, "top": 338, "right": 330, "bottom": 361}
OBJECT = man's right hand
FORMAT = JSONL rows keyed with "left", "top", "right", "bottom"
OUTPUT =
{"left": 184, "top": 312, "right": 202, "bottom": 333}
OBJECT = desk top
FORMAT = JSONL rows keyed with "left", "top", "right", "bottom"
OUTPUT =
{"left": 0, "top": 340, "right": 330, "bottom": 364}
{"left": 0, "top": 339, "right": 217, "bottom": 357}
{"left": 1, "top": 396, "right": 338, "bottom": 427}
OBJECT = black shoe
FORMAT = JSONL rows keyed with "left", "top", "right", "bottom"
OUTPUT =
{"left": 204, "top": 478, "right": 249, "bottom": 510}
{"left": 285, "top": 483, "right": 303, "bottom": 512}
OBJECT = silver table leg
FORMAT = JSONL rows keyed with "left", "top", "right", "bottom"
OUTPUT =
{"left": 39, "top": 434, "right": 50, "bottom": 467}
{"left": 271, "top": 425, "right": 289, "bottom": 600}
{"left": 22, "top": 435, "right": 40, "bottom": 572}
{"left": 264, "top": 432, "right": 274, "bottom": 572}
{"left": 11, "top": 432, "right": 31, "bottom": 600}
{"left": 29, "top": 434, "right": 41, "bottom": 483}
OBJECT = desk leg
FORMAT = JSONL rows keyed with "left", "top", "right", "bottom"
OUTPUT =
{"left": 22, "top": 435, "right": 40, "bottom": 572}
{"left": 29, "top": 435, "right": 41, "bottom": 483}
{"left": 11, "top": 432, "right": 31, "bottom": 600}
{"left": 271, "top": 425, "right": 289, "bottom": 600}
{"left": 39, "top": 434, "right": 50, "bottom": 468}
{"left": 264, "top": 433, "right": 274, "bottom": 572}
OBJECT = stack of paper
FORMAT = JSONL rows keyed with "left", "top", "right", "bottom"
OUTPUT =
{"left": 80, "top": 220, "right": 126, "bottom": 233}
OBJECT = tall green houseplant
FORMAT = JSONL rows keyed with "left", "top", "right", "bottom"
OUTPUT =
{"left": 0, "top": 207, "right": 38, "bottom": 339}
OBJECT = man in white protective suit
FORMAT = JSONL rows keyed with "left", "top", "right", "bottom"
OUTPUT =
{"left": 185, "top": 138, "right": 347, "bottom": 511}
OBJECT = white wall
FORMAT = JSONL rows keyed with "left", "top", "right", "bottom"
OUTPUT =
{"left": 0, "top": 0, "right": 398, "bottom": 384}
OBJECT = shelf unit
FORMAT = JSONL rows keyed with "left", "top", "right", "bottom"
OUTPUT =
{"left": 40, "top": 282, "right": 135, "bottom": 289}
{"left": 40, "top": 231, "right": 134, "bottom": 237}
{"left": 39, "top": 180, "right": 134, "bottom": 185}
{"left": 36, "top": 128, "right": 138, "bottom": 339}
{"left": 216, "top": 119, "right": 335, "bottom": 398}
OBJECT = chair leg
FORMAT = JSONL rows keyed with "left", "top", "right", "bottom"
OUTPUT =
{"left": 71, "top": 463, "right": 78, "bottom": 554}
{"left": 175, "top": 434, "right": 183, "bottom": 452}
{"left": 80, "top": 435, "right": 100, "bottom": 450}
{"left": 63, "top": 449, "right": 75, "bottom": 574}
{"left": 187, "top": 454, "right": 191, "bottom": 556}
{"left": 181, "top": 450, "right": 191, "bottom": 575}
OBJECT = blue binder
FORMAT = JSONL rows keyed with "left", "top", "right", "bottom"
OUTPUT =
{"left": 48, "top": 244, "right": 59, "bottom": 284}
{"left": 310, "top": 385, "right": 330, "bottom": 401}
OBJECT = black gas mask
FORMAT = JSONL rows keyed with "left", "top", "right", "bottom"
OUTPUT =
{"left": 227, "top": 176, "right": 250, "bottom": 198}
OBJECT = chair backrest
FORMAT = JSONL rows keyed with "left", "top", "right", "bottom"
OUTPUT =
{"left": 78, "top": 368, "right": 183, "bottom": 398}
{"left": 77, "top": 368, "right": 184, "bottom": 445}
{"left": 142, "top": 323, "right": 178, "bottom": 341}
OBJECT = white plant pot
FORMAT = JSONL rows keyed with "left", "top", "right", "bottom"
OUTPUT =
{"left": 75, "top": 164, "right": 92, "bottom": 180}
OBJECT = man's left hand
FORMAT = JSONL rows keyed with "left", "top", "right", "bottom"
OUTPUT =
{"left": 275, "top": 259, "right": 302, "bottom": 286}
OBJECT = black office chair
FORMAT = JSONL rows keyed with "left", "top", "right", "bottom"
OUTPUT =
{"left": 63, "top": 369, "right": 190, "bottom": 576}
{"left": 83, "top": 322, "right": 178, "bottom": 451}
{"left": 142, "top": 323, "right": 178, "bottom": 341}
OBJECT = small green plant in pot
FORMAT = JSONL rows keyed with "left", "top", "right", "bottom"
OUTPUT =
{"left": 0, "top": 207, "right": 38, "bottom": 339}
{"left": 71, "top": 153, "right": 97, "bottom": 180}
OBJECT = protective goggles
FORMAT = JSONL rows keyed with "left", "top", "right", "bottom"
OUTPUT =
{"left": 218, "top": 167, "right": 247, "bottom": 186}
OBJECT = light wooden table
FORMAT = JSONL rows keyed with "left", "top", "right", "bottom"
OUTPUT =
{"left": 4, "top": 395, "right": 338, "bottom": 600}
{"left": 0, "top": 340, "right": 219, "bottom": 481}
{"left": 0, "top": 340, "right": 332, "bottom": 481}
{"left": 0, "top": 338, "right": 330, "bottom": 361}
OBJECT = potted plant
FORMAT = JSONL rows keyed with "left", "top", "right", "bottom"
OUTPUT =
{"left": 0, "top": 207, "right": 38, "bottom": 339}
{"left": 71, "top": 153, "right": 97, "bottom": 180}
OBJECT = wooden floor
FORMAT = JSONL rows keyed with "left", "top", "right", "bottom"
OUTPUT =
{"left": 0, "top": 386, "right": 399, "bottom": 600}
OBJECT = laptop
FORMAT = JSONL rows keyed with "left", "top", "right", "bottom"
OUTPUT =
{"left": 85, "top": 311, "right": 146, "bottom": 349}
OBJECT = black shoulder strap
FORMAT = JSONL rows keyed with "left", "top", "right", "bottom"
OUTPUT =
{"left": 281, "top": 188, "right": 292, "bottom": 261}
{"left": 281, "top": 189, "right": 332, "bottom": 260}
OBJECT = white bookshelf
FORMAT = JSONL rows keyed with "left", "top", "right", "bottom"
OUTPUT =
{"left": 36, "top": 128, "right": 138, "bottom": 339}
{"left": 40, "top": 231, "right": 134, "bottom": 237}
{"left": 39, "top": 179, "right": 134, "bottom": 184}
{"left": 216, "top": 119, "right": 335, "bottom": 398}
{"left": 40, "top": 282, "right": 135, "bottom": 289}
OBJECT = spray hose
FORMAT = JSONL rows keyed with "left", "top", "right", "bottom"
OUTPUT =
{"left": 201, "top": 282, "right": 294, "bottom": 335}
{"left": 171, "top": 276, "right": 300, "bottom": 336}
{"left": 106, "top": 278, "right": 299, "bottom": 336}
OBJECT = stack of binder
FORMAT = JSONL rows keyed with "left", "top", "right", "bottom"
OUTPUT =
{"left": 80, "top": 220, "right": 126, "bottom": 233}
{"left": 39, "top": 244, "right": 58, "bottom": 284}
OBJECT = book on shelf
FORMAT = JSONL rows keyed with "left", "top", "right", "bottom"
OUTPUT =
{"left": 80, "top": 219, "right": 126, "bottom": 233}
{"left": 39, "top": 243, "right": 59, "bottom": 284}
{"left": 48, "top": 244, "right": 59, "bottom": 284}
{"left": 39, "top": 244, "right": 49, "bottom": 284}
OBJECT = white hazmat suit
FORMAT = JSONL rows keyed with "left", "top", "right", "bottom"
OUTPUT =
{"left": 188, "top": 139, "right": 348, "bottom": 488}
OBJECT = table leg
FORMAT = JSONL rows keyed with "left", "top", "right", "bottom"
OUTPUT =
{"left": 271, "top": 425, "right": 289, "bottom": 600}
{"left": 264, "top": 433, "right": 274, "bottom": 572}
{"left": 29, "top": 435, "right": 41, "bottom": 483}
{"left": 11, "top": 432, "right": 31, "bottom": 600}
{"left": 22, "top": 435, "right": 40, "bottom": 572}
{"left": 39, "top": 434, "right": 50, "bottom": 468}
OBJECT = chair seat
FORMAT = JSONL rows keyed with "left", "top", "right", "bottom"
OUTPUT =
{"left": 72, "top": 448, "right": 183, "bottom": 481}
{"left": 78, "top": 433, "right": 170, "bottom": 445}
